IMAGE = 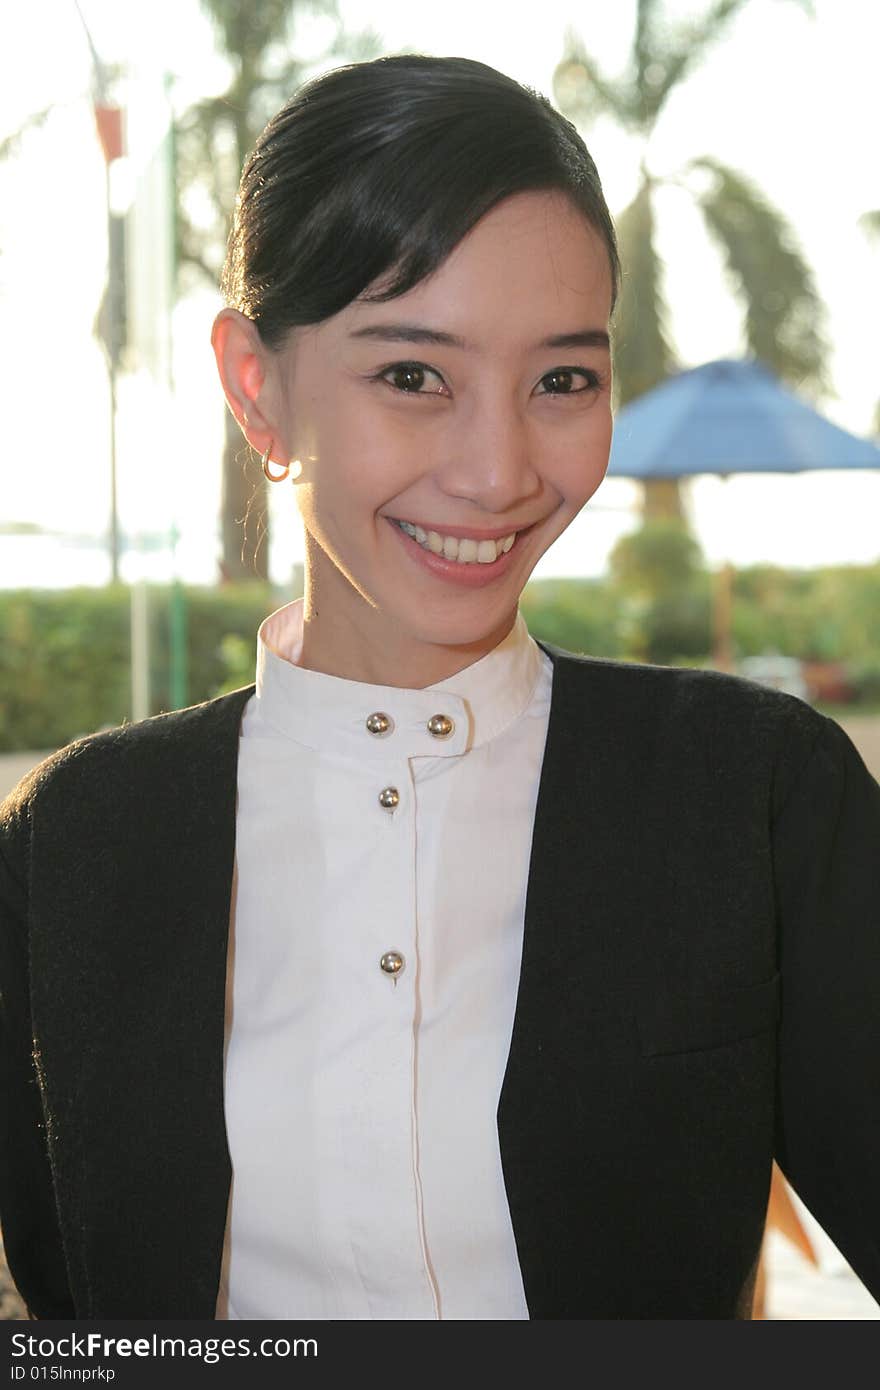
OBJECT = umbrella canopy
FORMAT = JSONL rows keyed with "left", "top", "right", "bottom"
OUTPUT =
{"left": 607, "top": 358, "right": 880, "bottom": 478}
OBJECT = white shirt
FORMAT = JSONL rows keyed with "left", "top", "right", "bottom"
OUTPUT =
{"left": 216, "top": 600, "right": 553, "bottom": 1320}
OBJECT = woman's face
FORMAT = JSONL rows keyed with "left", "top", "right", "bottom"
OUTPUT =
{"left": 274, "top": 189, "right": 614, "bottom": 685}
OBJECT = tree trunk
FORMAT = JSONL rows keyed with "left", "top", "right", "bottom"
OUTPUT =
{"left": 640, "top": 477, "right": 685, "bottom": 521}
{"left": 219, "top": 407, "right": 269, "bottom": 582}
{"left": 712, "top": 560, "right": 735, "bottom": 672}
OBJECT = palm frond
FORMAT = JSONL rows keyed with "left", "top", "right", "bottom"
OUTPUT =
{"left": 175, "top": 94, "right": 242, "bottom": 136}
{"left": 643, "top": 0, "right": 750, "bottom": 119}
{"left": 634, "top": 0, "right": 664, "bottom": 76}
{"left": 256, "top": 19, "right": 384, "bottom": 102}
{"left": 612, "top": 179, "right": 679, "bottom": 408}
{"left": 238, "top": 61, "right": 310, "bottom": 115}
{"left": 199, "top": 0, "right": 335, "bottom": 63}
{"left": 633, "top": 0, "right": 681, "bottom": 108}
{"left": 553, "top": 26, "right": 636, "bottom": 131}
{"left": 689, "top": 156, "right": 831, "bottom": 397}
{"left": 0, "top": 104, "right": 59, "bottom": 161}
{"left": 634, "top": 0, "right": 815, "bottom": 125}
{"left": 324, "top": 22, "right": 386, "bottom": 64}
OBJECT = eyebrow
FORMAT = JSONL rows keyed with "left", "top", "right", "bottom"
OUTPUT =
{"left": 347, "top": 322, "right": 610, "bottom": 352}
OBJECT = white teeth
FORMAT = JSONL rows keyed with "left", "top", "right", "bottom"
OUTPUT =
{"left": 394, "top": 518, "right": 517, "bottom": 564}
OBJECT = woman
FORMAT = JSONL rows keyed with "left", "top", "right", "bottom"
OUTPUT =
{"left": 1, "top": 54, "right": 878, "bottom": 1321}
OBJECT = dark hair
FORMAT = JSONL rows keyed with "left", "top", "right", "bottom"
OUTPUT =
{"left": 222, "top": 54, "right": 620, "bottom": 350}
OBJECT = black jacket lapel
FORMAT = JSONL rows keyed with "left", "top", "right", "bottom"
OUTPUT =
{"left": 29, "top": 686, "right": 254, "bottom": 1318}
{"left": 498, "top": 642, "right": 773, "bottom": 1318}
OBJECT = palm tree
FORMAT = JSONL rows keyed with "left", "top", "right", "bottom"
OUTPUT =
{"left": 175, "top": 1, "right": 382, "bottom": 581}
{"left": 554, "top": 0, "right": 829, "bottom": 519}
{"left": 858, "top": 209, "right": 880, "bottom": 435}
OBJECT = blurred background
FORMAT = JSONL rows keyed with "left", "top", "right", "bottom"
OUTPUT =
{"left": 1, "top": 0, "right": 878, "bottom": 1320}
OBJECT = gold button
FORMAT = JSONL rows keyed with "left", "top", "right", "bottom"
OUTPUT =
{"left": 427, "top": 714, "right": 454, "bottom": 738}
{"left": 378, "top": 787, "right": 400, "bottom": 810}
{"left": 365, "top": 712, "right": 392, "bottom": 736}
{"left": 380, "top": 951, "right": 405, "bottom": 977}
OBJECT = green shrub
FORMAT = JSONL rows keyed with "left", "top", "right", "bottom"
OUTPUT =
{"left": 520, "top": 578, "right": 626, "bottom": 657}
{"left": 642, "top": 588, "right": 713, "bottom": 664}
{"left": 0, "top": 584, "right": 281, "bottom": 752}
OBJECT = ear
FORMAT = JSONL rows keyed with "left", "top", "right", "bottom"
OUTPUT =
{"left": 211, "top": 308, "right": 289, "bottom": 463}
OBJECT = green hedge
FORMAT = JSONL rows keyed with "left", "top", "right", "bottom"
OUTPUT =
{"left": 519, "top": 578, "right": 627, "bottom": 657}
{"left": 0, "top": 584, "right": 279, "bottom": 753}
{"left": 731, "top": 563, "right": 880, "bottom": 661}
{"left": 2, "top": 562, "right": 878, "bottom": 752}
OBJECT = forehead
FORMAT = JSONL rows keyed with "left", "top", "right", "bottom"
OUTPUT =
{"left": 337, "top": 190, "right": 613, "bottom": 355}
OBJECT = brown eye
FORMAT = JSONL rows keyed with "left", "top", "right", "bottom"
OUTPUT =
{"left": 537, "top": 368, "right": 600, "bottom": 395}
{"left": 544, "top": 370, "right": 575, "bottom": 393}
{"left": 378, "top": 362, "right": 447, "bottom": 395}
{"left": 390, "top": 364, "right": 426, "bottom": 391}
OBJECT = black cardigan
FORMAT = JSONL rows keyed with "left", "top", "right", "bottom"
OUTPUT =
{"left": 1, "top": 641, "right": 879, "bottom": 1319}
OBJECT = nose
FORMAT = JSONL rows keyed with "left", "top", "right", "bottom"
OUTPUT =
{"left": 434, "top": 396, "right": 542, "bottom": 515}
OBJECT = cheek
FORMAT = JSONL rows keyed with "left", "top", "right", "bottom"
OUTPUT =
{"left": 291, "top": 378, "right": 342, "bottom": 450}
{"left": 294, "top": 417, "right": 416, "bottom": 539}
{"left": 549, "top": 409, "right": 613, "bottom": 506}
{"left": 307, "top": 403, "right": 429, "bottom": 505}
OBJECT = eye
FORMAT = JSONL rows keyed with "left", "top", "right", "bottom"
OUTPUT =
{"left": 375, "top": 361, "right": 448, "bottom": 396}
{"left": 535, "top": 367, "right": 602, "bottom": 395}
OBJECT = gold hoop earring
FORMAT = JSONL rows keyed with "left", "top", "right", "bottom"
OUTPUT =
{"left": 261, "top": 442, "right": 290, "bottom": 484}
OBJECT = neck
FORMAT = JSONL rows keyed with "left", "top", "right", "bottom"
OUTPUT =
{"left": 296, "top": 547, "right": 517, "bottom": 688}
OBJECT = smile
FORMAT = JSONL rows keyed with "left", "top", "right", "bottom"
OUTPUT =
{"left": 391, "top": 519, "right": 518, "bottom": 565}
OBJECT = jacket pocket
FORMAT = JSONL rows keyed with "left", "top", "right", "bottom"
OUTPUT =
{"left": 637, "top": 971, "right": 780, "bottom": 1058}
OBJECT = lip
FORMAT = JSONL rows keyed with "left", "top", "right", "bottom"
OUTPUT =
{"left": 385, "top": 516, "right": 534, "bottom": 586}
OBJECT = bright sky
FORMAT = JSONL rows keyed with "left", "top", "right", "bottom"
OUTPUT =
{"left": 1, "top": 0, "right": 878, "bottom": 587}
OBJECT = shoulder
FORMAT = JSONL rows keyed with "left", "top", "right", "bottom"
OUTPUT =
{"left": 539, "top": 638, "right": 822, "bottom": 730}
{"left": 538, "top": 641, "right": 848, "bottom": 800}
{"left": 0, "top": 685, "right": 255, "bottom": 862}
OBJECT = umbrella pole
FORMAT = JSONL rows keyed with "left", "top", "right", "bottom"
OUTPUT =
{"left": 711, "top": 476, "right": 734, "bottom": 673}
{"left": 713, "top": 560, "right": 735, "bottom": 672}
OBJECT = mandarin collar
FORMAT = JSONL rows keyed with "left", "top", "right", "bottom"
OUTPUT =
{"left": 252, "top": 599, "right": 545, "bottom": 760}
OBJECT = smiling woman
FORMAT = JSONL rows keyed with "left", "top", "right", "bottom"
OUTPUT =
{"left": 212, "top": 54, "right": 618, "bottom": 689}
{"left": 1, "top": 54, "right": 879, "bottom": 1325}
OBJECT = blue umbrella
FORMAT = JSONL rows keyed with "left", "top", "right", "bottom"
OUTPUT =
{"left": 608, "top": 358, "right": 880, "bottom": 478}
{"left": 603, "top": 358, "right": 880, "bottom": 671}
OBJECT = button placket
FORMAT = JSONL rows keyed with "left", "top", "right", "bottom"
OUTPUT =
{"left": 372, "top": 760, "right": 415, "bottom": 992}
{"left": 364, "top": 709, "right": 401, "bottom": 817}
